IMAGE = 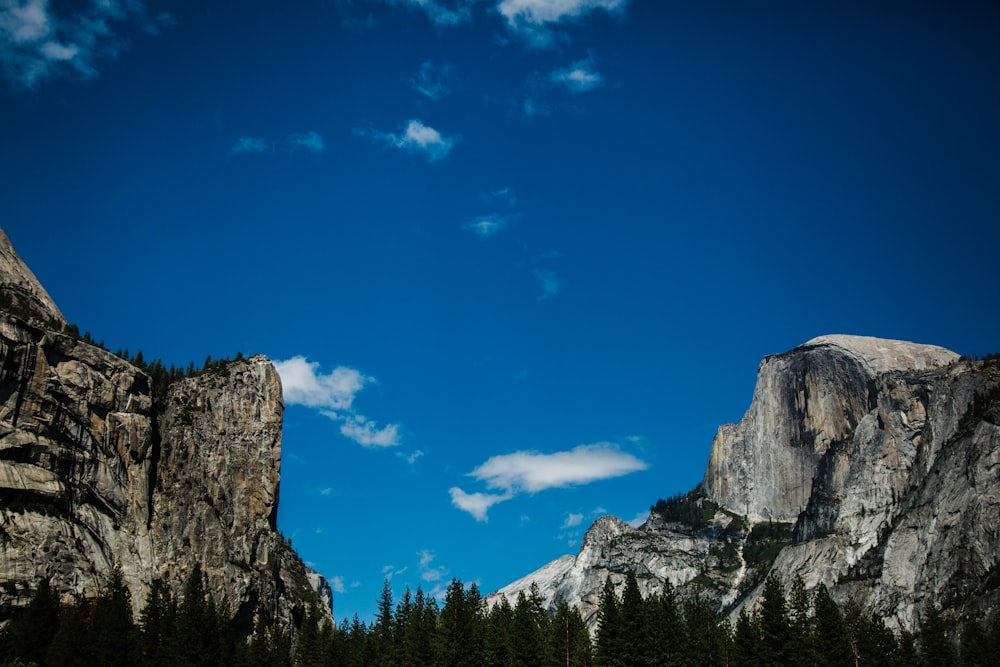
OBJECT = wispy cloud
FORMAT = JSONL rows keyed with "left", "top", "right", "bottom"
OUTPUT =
{"left": 381, "top": 564, "right": 409, "bottom": 580}
{"left": 274, "top": 356, "right": 401, "bottom": 448}
{"left": 289, "top": 131, "right": 327, "bottom": 154}
{"left": 331, "top": 576, "right": 346, "bottom": 594}
{"left": 340, "top": 415, "right": 399, "bottom": 448}
{"left": 230, "top": 136, "right": 271, "bottom": 155}
{"left": 410, "top": 60, "right": 452, "bottom": 100}
{"left": 360, "top": 119, "right": 456, "bottom": 162}
{"left": 0, "top": 0, "right": 172, "bottom": 89}
{"left": 418, "top": 550, "right": 449, "bottom": 582}
{"left": 449, "top": 487, "right": 513, "bottom": 522}
{"left": 231, "top": 131, "right": 326, "bottom": 156}
{"left": 533, "top": 269, "right": 561, "bottom": 300}
{"left": 550, "top": 58, "right": 603, "bottom": 93}
{"left": 391, "top": 0, "right": 478, "bottom": 27}
{"left": 482, "top": 187, "right": 517, "bottom": 206}
{"left": 462, "top": 214, "right": 515, "bottom": 239}
{"left": 451, "top": 443, "right": 647, "bottom": 521}
{"left": 498, "top": 0, "right": 628, "bottom": 47}
{"left": 562, "top": 512, "right": 584, "bottom": 529}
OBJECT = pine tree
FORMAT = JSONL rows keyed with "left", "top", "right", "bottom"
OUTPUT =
{"left": 757, "top": 574, "right": 791, "bottom": 666}
{"left": 374, "top": 579, "right": 396, "bottom": 667}
{"left": 684, "top": 594, "right": 729, "bottom": 667}
{"left": 0, "top": 578, "right": 61, "bottom": 664}
{"left": 545, "top": 601, "right": 593, "bottom": 667}
{"left": 511, "top": 589, "right": 545, "bottom": 667}
{"left": 812, "top": 584, "right": 853, "bottom": 667}
{"left": 920, "top": 603, "right": 958, "bottom": 667}
{"left": 733, "top": 606, "right": 760, "bottom": 667}
{"left": 484, "top": 595, "right": 514, "bottom": 667}
{"left": 435, "top": 579, "right": 484, "bottom": 667}
{"left": 619, "top": 571, "right": 650, "bottom": 666}
{"left": 646, "top": 580, "right": 685, "bottom": 667}
{"left": 959, "top": 619, "right": 990, "bottom": 667}
{"left": 89, "top": 565, "right": 136, "bottom": 667}
{"left": 139, "top": 578, "right": 178, "bottom": 666}
{"left": 46, "top": 599, "right": 92, "bottom": 667}
{"left": 844, "top": 599, "right": 898, "bottom": 667}
{"left": 594, "top": 577, "right": 622, "bottom": 667}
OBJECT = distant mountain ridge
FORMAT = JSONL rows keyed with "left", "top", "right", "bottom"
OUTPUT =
{"left": 0, "top": 227, "right": 330, "bottom": 635}
{"left": 488, "top": 334, "right": 999, "bottom": 634}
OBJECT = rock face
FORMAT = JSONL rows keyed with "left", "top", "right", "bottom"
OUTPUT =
{"left": 0, "top": 229, "right": 328, "bottom": 633}
{"left": 489, "top": 335, "right": 1000, "bottom": 633}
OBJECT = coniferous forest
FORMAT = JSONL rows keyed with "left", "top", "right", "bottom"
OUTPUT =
{"left": 2, "top": 566, "right": 998, "bottom": 667}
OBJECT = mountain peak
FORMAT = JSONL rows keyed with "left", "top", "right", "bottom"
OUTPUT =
{"left": 0, "top": 228, "right": 66, "bottom": 327}
{"left": 800, "top": 334, "right": 959, "bottom": 374}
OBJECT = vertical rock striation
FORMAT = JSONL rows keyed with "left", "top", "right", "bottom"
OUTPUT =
{"left": 0, "top": 227, "right": 328, "bottom": 633}
{"left": 489, "top": 335, "right": 999, "bottom": 633}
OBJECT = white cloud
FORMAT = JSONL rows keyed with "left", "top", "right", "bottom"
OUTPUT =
{"left": 397, "top": 119, "right": 455, "bottom": 160}
{"left": 452, "top": 443, "right": 647, "bottom": 521}
{"left": 340, "top": 415, "right": 399, "bottom": 448}
{"left": 470, "top": 442, "right": 647, "bottom": 493}
{"left": 331, "top": 576, "right": 346, "bottom": 594}
{"left": 462, "top": 214, "right": 514, "bottom": 238}
{"left": 274, "top": 356, "right": 401, "bottom": 448}
{"left": 381, "top": 564, "right": 409, "bottom": 580}
{"left": 398, "top": 449, "right": 425, "bottom": 464}
{"left": 0, "top": 0, "right": 168, "bottom": 89}
{"left": 498, "top": 0, "right": 628, "bottom": 47}
{"left": 418, "top": 549, "right": 449, "bottom": 582}
{"left": 393, "top": 0, "right": 478, "bottom": 27}
{"left": 533, "top": 269, "right": 561, "bottom": 300}
{"left": 274, "top": 357, "right": 372, "bottom": 410}
{"left": 550, "top": 59, "right": 603, "bottom": 93}
{"left": 449, "top": 487, "right": 513, "bottom": 522}
{"left": 362, "top": 119, "right": 456, "bottom": 162}
{"left": 289, "top": 131, "right": 327, "bottom": 154}
{"left": 627, "top": 510, "right": 649, "bottom": 528}
{"left": 410, "top": 60, "right": 452, "bottom": 100}
{"left": 230, "top": 136, "right": 271, "bottom": 155}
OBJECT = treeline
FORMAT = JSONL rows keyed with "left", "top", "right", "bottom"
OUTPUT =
{"left": 592, "top": 571, "right": 1000, "bottom": 667}
{"left": 3, "top": 569, "right": 999, "bottom": 666}
{"left": 0, "top": 291, "right": 243, "bottom": 407}
{"left": 0, "top": 565, "right": 292, "bottom": 667}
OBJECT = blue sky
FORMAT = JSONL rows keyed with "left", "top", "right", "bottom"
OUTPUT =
{"left": 2, "top": 0, "right": 998, "bottom": 622}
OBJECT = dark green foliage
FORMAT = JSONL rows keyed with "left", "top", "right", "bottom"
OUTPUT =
{"left": 2, "top": 562, "right": 984, "bottom": 667}
{"left": 921, "top": 603, "right": 959, "bottom": 667}
{"left": 757, "top": 574, "right": 791, "bottom": 666}
{"left": 650, "top": 487, "right": 719, "bottom": 529}
{"left": 594, "top": 577, "right": 622, "bottom": 667}
{"left": 511, "top": 590, "right": 545, "bottom": 666}
{"left": 545, "top": 601, "right": 592, "bottom": 667}
{"left": 435, "top": 578, "right": 484, "bottom": 667}
{"left": 812, "top": 585, "right": 853, "bottom": 667}
{"left": 88, "top": 566, "right": 136, "bottom": 667}
{"left": 0, "top": 578, "right": 60, "bottom": 665}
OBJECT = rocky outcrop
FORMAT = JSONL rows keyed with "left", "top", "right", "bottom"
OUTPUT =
{"left": 489, "top": 335, "right": 999, "bottom": 633}
{"left": 0, "top": 228, "right": 65, "bottom": 328}
{"left": 0, "top": 229, "right": 328, "bottom": 634}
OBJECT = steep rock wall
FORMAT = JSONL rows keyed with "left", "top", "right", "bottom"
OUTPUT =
{"left": 489, "top": 335, "right": 999, "bottom": 633}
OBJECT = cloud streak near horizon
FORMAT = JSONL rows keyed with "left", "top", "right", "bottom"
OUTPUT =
{"left": 450, "top": 443, "right": 647, "bottom": 521}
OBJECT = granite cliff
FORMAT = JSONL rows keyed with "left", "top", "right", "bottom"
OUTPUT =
{"left": 0, "top": 229, "right": 330, "bottom": 634}
{"left": 489, "top": 335, "right": 999, "bottom": 634}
